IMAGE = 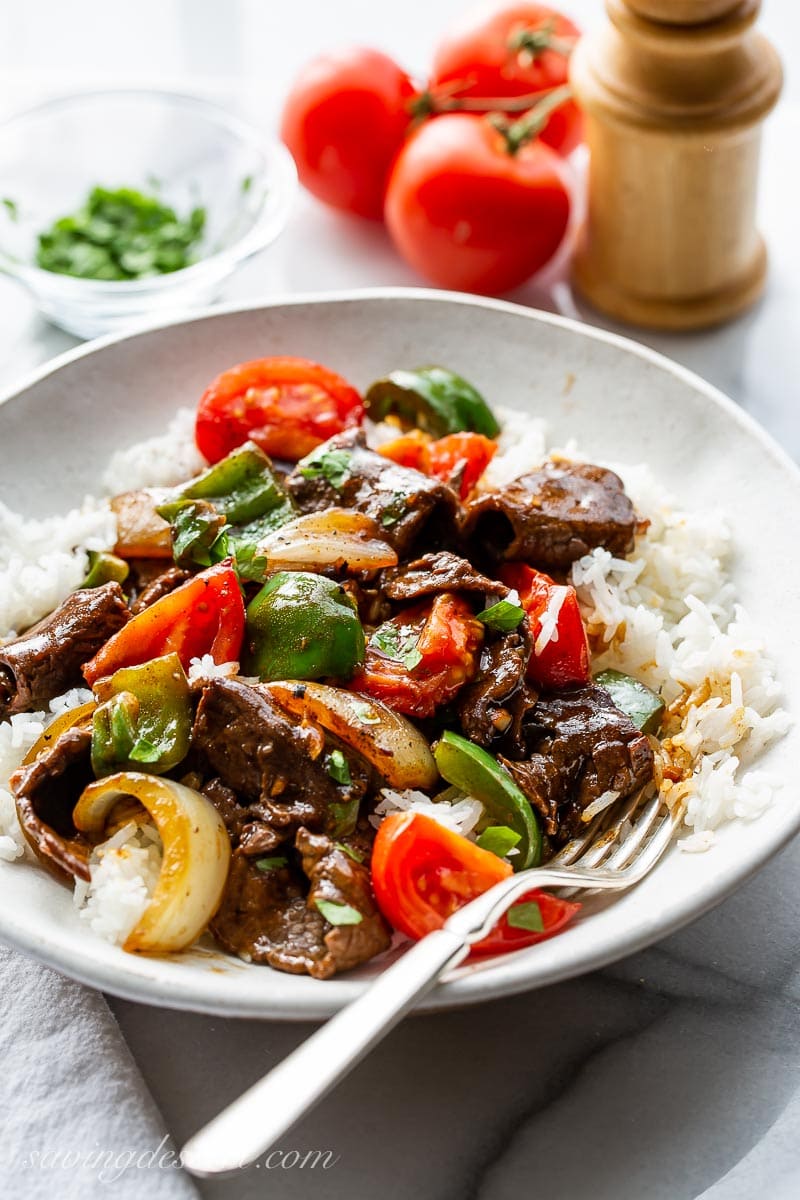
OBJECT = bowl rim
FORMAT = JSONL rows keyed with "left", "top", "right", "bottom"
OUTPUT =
{"left": 0, "top": 87, "right": 297, "bottom": 295}
{"left": 0, "top": 286, "right": 799, "bottom": 1020}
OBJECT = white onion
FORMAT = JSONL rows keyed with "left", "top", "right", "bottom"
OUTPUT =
{"left": 262, "top": 680, "right": 437, "bottom": 790}
{"left": 110, "top": 489, "right": 172, "bottom": 559}
{"left": 259, "top": 509, "right": 397, "bottom": 573}
{"left": 73, "top": 771, "right": 231, "bottom": 954}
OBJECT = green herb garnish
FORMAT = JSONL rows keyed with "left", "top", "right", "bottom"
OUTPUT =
{"left": 506, "top": 900, "right": 545, "bottom": 933}
{"left": 2, "top": 197, "right": 19, "bottom": 222}
{"left": 255, "top": 856, "right": 289, "bottom": 872}
{"left": 315, "top": 898, "right": 363, "bottom": 926}
{"left": 476, "top": 825, "right": 522, "bottom": 858}
{"left": 35, "top": 185, "right": 206, "bottom": 281}
{"left": 298, "top": 448, "right": 352, "bottom": 491}
{"left": 370, "top": 623, "right": 422, "bottom": 671}
{"left": 326, "top": 749, "right": 352, "bottom": 786}
{"left": 478, "top": 595, "right": 525, "bottom": 633}
{"left": 335, "top": 841, "right": 365, "bottom": 864}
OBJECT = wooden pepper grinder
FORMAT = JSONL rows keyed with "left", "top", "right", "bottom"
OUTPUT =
{"left": 569, "top": 0, "right": 782, "bottom": 330}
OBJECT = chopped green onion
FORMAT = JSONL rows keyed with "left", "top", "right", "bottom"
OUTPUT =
{"left": 315, "top": 898, "right": 363, "bottom": 926}
{"left": 476, "top": 825, "right": 522, "bottom": 858}
{"left": 506, "top": 900, "right": 545, "bottom": 932}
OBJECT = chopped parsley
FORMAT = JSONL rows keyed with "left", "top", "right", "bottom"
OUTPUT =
{"left": 35, "top": 185, "right": 206, "bottom": 281}
{"left": 2, "top": 197, "right": 19, "bottom": 222}
{"left": 478, "top": 593, "right": 525, "bottom": 633}
{"left": 506, "top": 900, "right": 545, "bottom": 933}
{"left": 476, "top": 825, "right": 522, "bottom": 858}
{"left": 370, "top": 623, "right": 423, "bottom": 671}
{"left": 326, "top": 749, "right": 352, "bottom": 786}
{"left": 255, "top": 856, "right": 289, "bottom": 872}
{"left": 380, "top": 491, "right": 408, "bottom": 528}
{"left": 298, "top": 448, "right": 352, "bottom": 491}
{"left": 335, "top": 841, "right": 365, "bottom": 864}
{"left": 315, "top": 898, "right": 363, "bottom": 926}
{"left": 158, "top": 498, "right": 227, "bottom": 568}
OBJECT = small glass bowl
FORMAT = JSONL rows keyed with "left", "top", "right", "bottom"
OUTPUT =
{"left": 0, "top": 90, "right": 296, "bottom": 339}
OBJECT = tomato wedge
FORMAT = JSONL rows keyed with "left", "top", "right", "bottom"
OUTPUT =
{"left": 352, "top": 593, "right": 483, "bottom": 718}
{"left": 501, "top": 563, "right": 590, "bottom": 689}
{"left": 379, "top": 430, "right": 497, "bottom": 499}
{"left": 371, "top": 812, "right": 579, "bottom": 953}
{"left": 83, "top": 562, "right": 245, "bottom": 686}
{"left": 195, "top": 356, "right": 364, "bottom": 464}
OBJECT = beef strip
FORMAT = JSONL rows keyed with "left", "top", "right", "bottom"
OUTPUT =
{"left": 296, "top": 828, "right": 391, "bottom": 977}
{"left": 285, "top": 430, "right": 459, "bottom": 556}
{"left": 500, "top": 684, "right": 654, "bottom": 843}
{"left": 382, "top": 551, "right": 509, "bottom": 604}
{"left": 457, "top": 631, "right": 538, "bottom": 755}
{"left": 210, "top": 827, "right": 390, "bottom": 978}
{"left": 10, "top": 721, "right": 93, "bottom": 882}
{"left": 463, "top": 461, "right": 637, "bottom": 570}
{"left": 192, "top": 677, "right": 369, "bottom": 847}
{"left": 130, "top": 566, "right": 190, "bottom": 614}
{"left": 0, "top": 583, "right": 130, "bottom": 719}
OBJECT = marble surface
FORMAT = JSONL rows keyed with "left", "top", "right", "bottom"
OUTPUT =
{"left": 1, "top": 3, "right": 800, "bottom": 1197}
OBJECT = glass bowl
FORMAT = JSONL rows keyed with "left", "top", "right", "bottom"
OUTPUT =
{"left": 0, "top": 90, "right": 296, "bottom": 338}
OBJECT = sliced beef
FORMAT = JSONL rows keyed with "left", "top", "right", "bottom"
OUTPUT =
{"left": 130, "top": 566, "right": 190, "bottom": 615}
{"left": 10, "top": 721, "right": 94, "bottom": 882}
{"left": 296, "top": 828, "right": 391, "bottom": 977}
{"left": 286, "top": 430, "right": 459, "bottom": 557}
{"left": 210, "top": 828, "right": 390, "bottom": 978}
{"left": 457, "top": 631, "right": 537, "bottom": 755}
{"left": 0, "top": 583, "right": 130, "bottom": 719}
{"left": 382, "top": 551, "right": 508, "bottom": 604}
{"left": 463, "top": 461, "right": 637, "bottom": 570}
{"left": 192, "top": 678, "right": 369, "bottom": 847}
{"left": 500, "top": 684, "right": 654, "bottom": 843}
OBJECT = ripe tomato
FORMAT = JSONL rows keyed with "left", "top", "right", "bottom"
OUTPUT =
{"left": 371, "top": 812, "right": 579, "bottom": 952}
{"left": 379, "top": 430, "right": 497, "bottom": 498}
{"left": 280, "top": 47, "right": 417, "bottom": 220}
{"left": 501, "top": 563, "right": 590, "bottom": 689}
{"left": 353, "top": 593, "right": 484, "bottom": 718}
{"left": 194, "top": 356, "right": 364, "bottom": 464}
{"left": 431, "top": 2, "right": 583, "bottom": 156}
{"left": 384, "top": 113, "right": 571, "bottom": 295}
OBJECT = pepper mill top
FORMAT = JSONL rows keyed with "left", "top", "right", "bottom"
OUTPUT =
{"left": 569, "top": 0, "right": 783, "bottom": 329}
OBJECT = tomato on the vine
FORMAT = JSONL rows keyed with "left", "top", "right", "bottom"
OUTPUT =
{"left": 194, "top": 356, "right": 363, "bottom": 464}
{"left": 384, "top": 111, "right": 571, "bottom": 294}
{"left": 280, "top": 47, "right": 418, "bottom": 220}
{"left": 430, "top": 2, "right": 583, "bottom": 156}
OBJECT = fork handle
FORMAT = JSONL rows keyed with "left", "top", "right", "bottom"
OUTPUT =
{"left": 181, "top": 927, "right": 469, "bottom": 1177}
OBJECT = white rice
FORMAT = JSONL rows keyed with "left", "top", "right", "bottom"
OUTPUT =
{"left": 102, "top": 406, "right": 207, "bottom": 493}
{"left": 371, "top": 788, "right": 484, "bottom": 839}
{"left": 74, "top": 819, "right": 162, "bottom": 945}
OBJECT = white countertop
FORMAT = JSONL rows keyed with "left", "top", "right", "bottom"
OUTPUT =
{"left": 2, "top": 3, "right": 799, "bottom": 1198}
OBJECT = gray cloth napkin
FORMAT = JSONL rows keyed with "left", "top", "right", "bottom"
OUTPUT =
{"left": 0, "top": 944, "right": 200, "bottom": 1200}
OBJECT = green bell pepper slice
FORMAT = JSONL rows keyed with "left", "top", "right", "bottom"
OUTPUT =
{"left": 82, "top": 550, "right": 130, "bottom": 589}
{"left": 91, "top": 652, "right": 192, "bottom": 778}
{"left": 594, "top": 669, "right": 665, "bottom": 734}
{"left": 179, "top": 441, "right": 295, "bottom": 528}
{"left": 434, "top": 731, "right": 542, "bottom": 870}
{"left": 364, "top": 367, "right": 501, "bottom": 438}
{"left": 243, "top": 571, "right": 365, "bottom": 682}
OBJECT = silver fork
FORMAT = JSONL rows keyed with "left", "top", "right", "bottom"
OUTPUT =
{"left": 181, "top": 789, "right": 681, "bottom": 1178}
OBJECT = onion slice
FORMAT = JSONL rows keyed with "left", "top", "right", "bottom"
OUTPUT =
{"left": 262, "top": 680, "right": 438, "bottom": 790}
{"left": 259, "top": 509, "right": 398, "bottom": 573}
{"left": 73, "top": 771, "right": 231, "bottom": 954}
{"left": 111, "top": 489, "right": 173, "bottom": 559}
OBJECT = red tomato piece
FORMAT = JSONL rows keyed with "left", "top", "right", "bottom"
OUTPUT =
{"left": 83, "top": 562, "right": 245, "bottom": 686}
{"left": 194, "top": 356, "right": 364, "bottom": 464}
{"left": 280, "top": 47, "right": 418, "bottom": 219}
{"left": 379, "top": 431, "right": 496, "bottom": 499}
{"left": 352, "top": 593, "right": 483, "bottom": 718}
{"left": 501, "top": 563, "right": 590, "bottom": 689}
{"left": 371, "top": 812, "right": 579, "bottom": 952}
{"left": 384, "top": 113, "right": 571, "bottom": 295}
{"left": 430, "top": 2, "right": 584, "bottom": 156}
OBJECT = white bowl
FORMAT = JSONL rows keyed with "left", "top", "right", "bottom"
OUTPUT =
{"left": 0, "top": 91, "right": 296, "bottom": 338}
{"left": 0, "top": 289, "right": 798, "bottom": 1019}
